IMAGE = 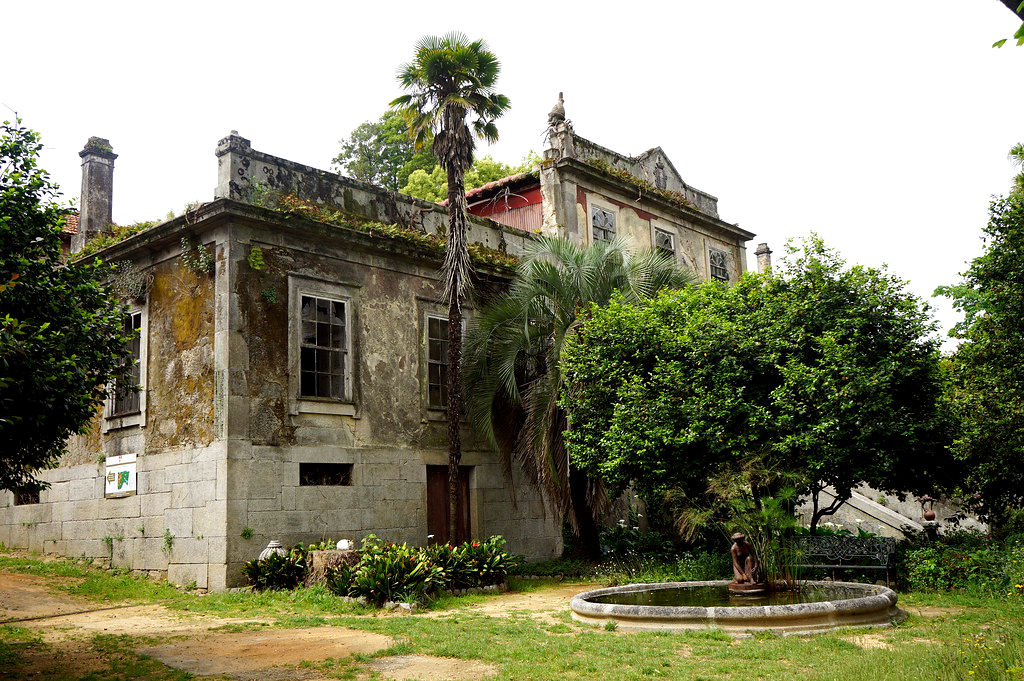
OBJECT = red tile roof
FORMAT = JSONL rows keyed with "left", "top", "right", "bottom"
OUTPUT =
{"left": 63, "top": 213, "right": 79, "bottom": 235}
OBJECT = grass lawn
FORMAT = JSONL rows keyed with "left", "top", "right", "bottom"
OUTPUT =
{"left": 1, "top": 551, "right": 1022, "bottom": 680}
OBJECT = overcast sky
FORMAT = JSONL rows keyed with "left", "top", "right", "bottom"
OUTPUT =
{"left": 6, "top": 1, "right": 1022, "bottom": 344}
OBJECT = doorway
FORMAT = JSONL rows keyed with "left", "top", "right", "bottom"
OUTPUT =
{"left": 426, "top": 465, "right": 472, "bottom": 545}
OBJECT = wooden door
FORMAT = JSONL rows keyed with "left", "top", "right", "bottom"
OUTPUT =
{"left": 426, "top": 465, "right": 471, "bottom": 545}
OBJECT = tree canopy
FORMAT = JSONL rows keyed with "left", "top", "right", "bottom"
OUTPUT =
{"left": 0, "top": 120, "right": 134, "bottom": 491}
{"left": 400, "top": 153, "right": 538, "bottom": 203}
{"left": 331, "top": 110, "right": 437, "bottom": 191}
{"left": 938, "top": 192, "right": 1024, "bottom": 521}
{"left": 561, "top": 237, "right": 950, "bottom": 532}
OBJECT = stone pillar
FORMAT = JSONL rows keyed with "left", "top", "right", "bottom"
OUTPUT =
{"left": 755, "top": 242, "right": 773, "bottom": 274}
{"left": 214, "top": 131, "right": 252, "bottom": 202}
{"left": 71, "top": 137, "right": 117, "bottom": 253}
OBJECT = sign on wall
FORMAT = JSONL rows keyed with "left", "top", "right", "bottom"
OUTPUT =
{"left": 104, "top": 453, "right": 137, "bottom": 498}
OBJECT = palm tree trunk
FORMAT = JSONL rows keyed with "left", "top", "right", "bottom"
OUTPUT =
{"left": 445, "top": 163, "right": 469, "bottom": 543}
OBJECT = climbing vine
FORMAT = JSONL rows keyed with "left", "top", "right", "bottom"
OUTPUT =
{"left": 180, "top": 235, "right": 214, "bottom": 275}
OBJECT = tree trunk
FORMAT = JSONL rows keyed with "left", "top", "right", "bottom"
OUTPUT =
{"left": 445, "top": 162, "right": 469, "bottom": 543}
{"left": 999, "top": 0, "right": 1024, "bottom": 20}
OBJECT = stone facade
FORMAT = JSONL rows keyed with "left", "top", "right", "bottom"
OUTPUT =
{"left": 0, "top": 118, "right": 754, "bottom": 589}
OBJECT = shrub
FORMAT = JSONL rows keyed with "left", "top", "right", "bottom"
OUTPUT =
{"left": 241, "top": 552, "right": 304, "bottom": 591}
{"left": 348, "top": 535, "right": 445, "bottom": 605}
{"left": 599, "top": 518, "right": 677, "bottom": 559}
{"left": 900, "top": 531, "right": 1024, "bottom": 595}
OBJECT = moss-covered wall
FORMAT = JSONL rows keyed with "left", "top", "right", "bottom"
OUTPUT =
{"left": 146, "top": 258, "right": 215, "bottom": 449}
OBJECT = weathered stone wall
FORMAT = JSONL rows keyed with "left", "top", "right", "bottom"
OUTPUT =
{"left": 0, "top": 243, "right": 232, "bottom": 590}
{"left": 221, "top": 217, "right": 561, "bottom": 583}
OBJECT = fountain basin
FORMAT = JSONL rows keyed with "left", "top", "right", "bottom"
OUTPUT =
{"left": 570, "top": 580, "right": 904, "bottom": 636}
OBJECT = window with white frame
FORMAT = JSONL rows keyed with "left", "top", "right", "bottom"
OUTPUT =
{"left": 425, "top": 314, "right": 449, "bottom": 409}
{"left": 591, "top": 207, "right": 616, "bottom": 241}
{"left": 709, "top": 249, "right": 730, "bottom": 282}
{"left": 299, "top": 295, "right": 348, "bottom": 400}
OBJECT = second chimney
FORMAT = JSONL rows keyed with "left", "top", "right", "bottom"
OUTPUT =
{"left": 755, "top": 243, "right": 773, "bottom": 274}
{"left": 71, "top": 137, "right": 117, "bottom": 253}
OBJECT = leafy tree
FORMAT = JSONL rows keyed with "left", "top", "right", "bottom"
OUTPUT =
{"left": 464, "top": 236, "right": 694, "bottom": 556}
{"left": 0, "top": 120, "right": 134, "bottom": 491}
{"left": 400, "top": 153, "right": 540, "bottom": 202}
{"left": 561, "top": 237, "right": 949, "bottom": 534}
{"left": 1009, "top": 143, "right": 1024, "bottom": 197}
{"left": 391, "top": 33, "right": 510, "bottom": 540}
{"left": 938, "top": 192, "right": 1024, "bottom": 522}
{"left": 331, "top": 110, "right": 437, "bottom": 190}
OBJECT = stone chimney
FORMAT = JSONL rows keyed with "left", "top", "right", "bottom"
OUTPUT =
{"left": 755, "top": 243, "right": 773, "bottom": 274}
{"left": 71, "top": 137, "right": 117, "bottom": 253}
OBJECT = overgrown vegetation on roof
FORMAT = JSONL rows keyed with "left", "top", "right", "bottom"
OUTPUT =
{"left": 265, "top": 193, "right": 519, "bottom": 272}
{"left": 586, "top": 158, "right": 699, "bottom": 212}
{"left": 77, "top": 220, "right": 158, "bottom": 258}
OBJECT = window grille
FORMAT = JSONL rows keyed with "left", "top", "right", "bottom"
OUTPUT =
{"left": 592, "top": 207, "right": 616, "bottom": 241}
{"left": 709, "top": 249, "right": 730, "bottom": 282}
{"left": 111, "top": 311, "right": 142, "bottom": 415}
{"left": 299, "top": 462, "right": 353, "bottom": 486}
{"left": 300, "top": 295, "right": 347, "bottom": 399}
{"left": 427, "top": 315, "right": 449, "bottom": 408}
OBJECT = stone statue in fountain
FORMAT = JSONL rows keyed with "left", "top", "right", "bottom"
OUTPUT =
{"left": 728, "top": 532, "right": 766, "bottom": 593}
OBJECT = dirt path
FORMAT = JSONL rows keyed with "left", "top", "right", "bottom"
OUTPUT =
{"left": 1, "top": 569, "right": 594, "bottom": 680}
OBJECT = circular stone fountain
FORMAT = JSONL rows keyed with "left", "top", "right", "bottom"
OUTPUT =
{"left": 570, "top": 580, "right": 904, "bottom": 636}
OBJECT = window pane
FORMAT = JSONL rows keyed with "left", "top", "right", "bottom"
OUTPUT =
{"left": 301, "top": 296, "right": 313, "bottom": 321}
{"left": 301, "top": 347, "right": 315, "bottom": 372}
{"left": 429, "top": 385, "right": 443, "bottom": 407}
{"left": 329, "top": 371, "right": 343, "bottom": 399}
{"left": 315, "top": 298, "right": 330, "bottom": 322}
{"left": 428, "top": 363, "right": 442, "bottom": 384}
{"left": 302, "top": 321, "right": 316, "bottom": 345}
{"left": 301, "top": 371, "right": 316, "bottom": 396}
{"left": 331, "top": 301, "right": 345, "bottom": 324}
{"left": 317, "top": 322, "right": 331, "bottom": 347}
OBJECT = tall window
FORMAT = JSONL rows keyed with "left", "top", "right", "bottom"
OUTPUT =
{"left": 709, "top": 249, "right": 729, "bottom": 282}
{"left": 111, "top": 311, "right": 142, "bottom": 416}
{"left": 300, "top": 295, "right": 347, "bottom": 400}
{"left": 592, "top": 207, "right": 616, "bottom": 241}
{"left": 655, "top": 228, "right": 675, "bottom": 256}
{"left": 426, "top": 315, "right": 449, "bottom": 408}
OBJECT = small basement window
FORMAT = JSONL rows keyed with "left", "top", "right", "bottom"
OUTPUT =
{"left": 14, "top": 488, "right": 40, "bottom": 505}
{"left": 299, "top": 463, "right": 353, "bottom": 486}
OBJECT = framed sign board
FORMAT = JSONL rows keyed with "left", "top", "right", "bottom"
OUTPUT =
{"left": 105, "top": 453, "right": 137, "bottom": 498}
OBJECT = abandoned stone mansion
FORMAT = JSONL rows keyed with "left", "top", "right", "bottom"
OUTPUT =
{"left": 0, "top": 110, "right": 755, "bottom": 589}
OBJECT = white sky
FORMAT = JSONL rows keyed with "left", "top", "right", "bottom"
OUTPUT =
{"left": 5, "top": 1, "right": 1022, "bottom": 345}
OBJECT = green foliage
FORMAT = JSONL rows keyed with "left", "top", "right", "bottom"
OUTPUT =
{"left": 162, "top": 529, "right": 173, "bottom": 554}
{"left": 400, "top": 154, "right": 539, "bottom": 202}
{"left": 332, "top": 110, "right": 437, "bottom": 190}
{"left": 599, "top": 516, "right": 677, "bottom": 560}
{"left": 77, "top": 220, "right": 158, "bottom": 258}
{"left": 562, "top": 236, "right": 949, "bottom": 535}
{"left": 901, "top": 532, "right": 1024, "bottom": 596}
{"left": 464, "top": 236, "right": 695, "bottom": 554}
{"left": 246, "top": 246, "right": 265, "bottom": 271}
{"left": 179, "top": 235, "right": 213, "bottom": 275}
{"left": 241, "top": 552, "right": 305, "bottom": 591}
{"left": 240, "top": 527, "right": 254, "bottom": 540}
{"left": 0, "top": 120, "right": 136, "bottom": 490}
{"left": 938, "top": 193, "right": 1024, "bottom": 521}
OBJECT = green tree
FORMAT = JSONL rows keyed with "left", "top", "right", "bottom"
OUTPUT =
{"left": 464, "top": 236, "right": 694, "bottom": 556}
{"left": 331, "top": 110, "right": 437, "bottom": 190}
{"left": 391, "top": 33, "right": 510, "bottom": 540}
{"left": 938, "top": 192, "right": 1024, "bottom": 522}
{"left": 0, "top": 120, "right": 134, "bottom": 491}
{"left": 400, "top": 153, "right": 539, "bottom": 202}
{"left": 1009, "top": 143, "right": 1024, "bottom": 197}
{"left": 562, "top": 237, "right": 949, "bottom": 534}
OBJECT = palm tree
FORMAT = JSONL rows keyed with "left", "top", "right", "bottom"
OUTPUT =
{"left": 464, "top": 236, "right": 695, "bottom": 557}
{"left": 1010, "top": 142, "right": 1024, "bottom": 198}
{"left": 391, "top": 34, "right": 510, "bottom": 541}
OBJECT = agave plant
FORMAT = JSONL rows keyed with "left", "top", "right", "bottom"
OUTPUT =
{"left": 464, "top": 235, "right": 695, "bottom": 556}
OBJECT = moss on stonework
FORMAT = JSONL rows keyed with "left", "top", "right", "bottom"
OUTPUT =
{"left": 586, "top": 159, "right": 698, "bottom": 212}
{"left": 267, "top": 193, "right": 519, "bottom": 273}
{"left": 78, "top": 221, "right": 159, "bottom": 258}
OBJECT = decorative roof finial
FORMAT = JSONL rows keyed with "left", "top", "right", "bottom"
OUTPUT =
{"left": 548, "top": 92, "right": 565, "bottom": 127}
